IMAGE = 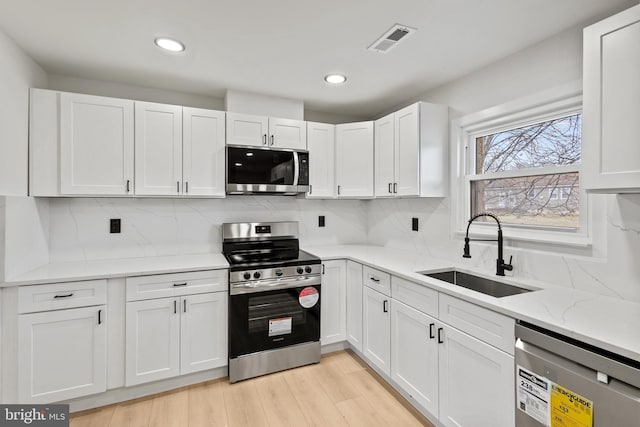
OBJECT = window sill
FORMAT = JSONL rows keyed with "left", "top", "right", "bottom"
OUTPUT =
{"left": 453, "top": 226, "right": 592, "bottom": 248}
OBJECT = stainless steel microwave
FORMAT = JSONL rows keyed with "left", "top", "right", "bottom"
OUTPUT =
{"left": 226, "top": 145, "right": 310, "bottom": 195}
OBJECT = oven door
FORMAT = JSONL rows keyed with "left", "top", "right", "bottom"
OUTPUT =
{"left": 229, "top": 278, "right": 320, "bottom": 359}
{"left": 226, "top": 145, "right": 309, "bottom": 194}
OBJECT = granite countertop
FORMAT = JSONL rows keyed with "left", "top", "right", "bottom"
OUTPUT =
{"left": 1, "top": 253, "right": 229, "bottom": 286}
{"left": 304, "top": 244, "right": 640, "bottom": 364}
{"left": 3, "top": 244, "right": 638, "bottom": 364}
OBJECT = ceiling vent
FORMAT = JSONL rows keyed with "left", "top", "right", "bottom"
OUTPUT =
{"left": 367, "top": 24, "right": 417, "bottom": 53}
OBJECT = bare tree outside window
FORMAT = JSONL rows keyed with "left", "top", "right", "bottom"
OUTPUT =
{"left": 471, "top": 114, "right": 581, "bottom": 228}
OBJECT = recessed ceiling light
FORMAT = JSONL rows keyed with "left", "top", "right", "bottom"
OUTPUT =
{"left": 324, "top": 74, "right": 347, "bottom": 84}
{"left": 154, "top": 37, "right": 185, "bottom": 52}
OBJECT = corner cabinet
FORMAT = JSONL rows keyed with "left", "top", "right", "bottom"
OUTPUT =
{"left": 307, "top": 122, "right": 336, "bottom": 198}
{"left": 335, "top": 121, "right": 374, "bottom": 198}
{"left": 582, "top": 4, "right": 640, "bottom": 193}
{"left": 226, "top": 112, "right": 306, "bottom": 150}
{"left": 30, "top": 90, "right": 135, "bottom": 196}
{"left": 374, "top": 102, "right": 448, "bottom": 198}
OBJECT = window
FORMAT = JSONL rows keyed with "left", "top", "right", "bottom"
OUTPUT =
{"left": 452, "top": 85, "right": 588, "bottom": 244}
{"left": 470, "top": 113, "right": 581, "bottom": 228}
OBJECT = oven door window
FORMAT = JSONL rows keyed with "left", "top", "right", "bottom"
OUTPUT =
{"left": 227, "top": 147, "right": 295, "bottom": 185}
{"left": 229, "top": 286, "right": 320, "bottom": 358}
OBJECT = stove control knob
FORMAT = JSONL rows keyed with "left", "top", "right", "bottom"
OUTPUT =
{"left": 253, "top": 272, "right": 261, "bottom": 279}
{"left": 275, "top": 269, "right": 283, "bottom": 277}
{"left": 296, "top": 267, "right": 304, "bottom": 275}
{"left": 305, "top": 266, "right": 312, "bottom": 274}
{"left": 243, "top": 272, "right": 251, "bottom": 280}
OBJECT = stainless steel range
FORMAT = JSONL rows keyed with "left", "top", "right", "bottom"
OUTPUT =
{"left": 222, "top": 221, "right": 321, "bottom": 383}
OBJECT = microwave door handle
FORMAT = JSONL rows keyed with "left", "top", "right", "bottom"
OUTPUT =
{"left": 293, "top": 151, "right": 300, "bottom": 185}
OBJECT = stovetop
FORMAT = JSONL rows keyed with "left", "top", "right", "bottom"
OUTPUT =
{"left": 224, "top": 249, "right": 320, "bottom": 271}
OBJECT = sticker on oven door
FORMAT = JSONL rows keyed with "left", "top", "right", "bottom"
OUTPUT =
{"left": 517, "top": 365, "right": 551, "bottom": 426}
{"left": 268, "top": 317, "right": 292, "bottom": 337}
{"left": 550, "top": 383, "right": 593, "bottom": 427}
{"left": 299, "top": 286, "right": 319, "bottom": 308}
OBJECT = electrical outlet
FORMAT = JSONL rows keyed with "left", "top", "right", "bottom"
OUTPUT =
{"left": 110, "top": 218, "right": 121, "bottom": 234}
{"left": 319, "top": 215, "right": 325, "bottom": 227}
{"left": 412, "top": 217, "right": 419, "bottom": 231}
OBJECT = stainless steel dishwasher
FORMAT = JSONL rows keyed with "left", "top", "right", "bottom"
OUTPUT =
{"left": 515, "top": 321, "right": 640, "bottom": 427}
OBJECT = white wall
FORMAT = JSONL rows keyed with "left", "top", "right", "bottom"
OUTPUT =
{"left": 47, "top": 74, "right": 225, "bottom": 110}
{"left": 47, "top": 197, "right": 367, "bottom": 263}
{"left": 0, "top": 29, "right": 47, "bottom": 196}
{"left": 368, "top": 22, "right": 640, "bottom": 302}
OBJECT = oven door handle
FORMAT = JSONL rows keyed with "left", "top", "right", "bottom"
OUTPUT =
{"left": 230, "top": 275, "right": 320, "bottom": 295}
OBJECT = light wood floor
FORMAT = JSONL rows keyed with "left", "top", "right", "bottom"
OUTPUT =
{"left": 70, "top": 350, "right": 434, "bottom": 427}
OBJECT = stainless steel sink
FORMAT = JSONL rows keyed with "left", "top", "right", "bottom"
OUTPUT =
{"left": 420, "top": 270, "right": 533, "bottom": 298}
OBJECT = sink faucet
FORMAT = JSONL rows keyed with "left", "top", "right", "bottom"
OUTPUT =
{"left": 463, "top": 212, "right": 513, "bottom": 276}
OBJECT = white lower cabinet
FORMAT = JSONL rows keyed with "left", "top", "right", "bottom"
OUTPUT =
{"left": 18, "top": 305, "right": 107, "bottom": 403}
{"left": 345, "top": 261, "right": 363, "bottom": 352}
{"left": 125, "top": 270, "right": 228, "bottom": 386}
{"left": 438, "top": 324, "right": 514, "bottom": 427}
{"left": 390, "top": 300, "right": 439, "bottom": 417}
{"left": 320, "top": 260, "right": 347, "bottom": 345}
{"left": 362, "top": 285, "right": 391, "bottom": 376}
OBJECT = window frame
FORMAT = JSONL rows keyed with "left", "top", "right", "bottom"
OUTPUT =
{"left": 450, "top": 82, "right": 591, "bottom": 247}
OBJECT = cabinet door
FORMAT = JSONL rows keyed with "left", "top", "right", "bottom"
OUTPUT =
{"left": 439, "top": 324, "right": 514, "bottom": 427}
{"left": 135, "top": 102, "right": 183, "bottom": 195}
{"left": 307, "top": 122, "right": 335, "bottom": 198}
{"left": 395, "top": 103, "right": 420, "bottom": 196}
{"left": 335, "top": 121, "right": 374, "bottom": 198}
{"left": 183, "top": 108, "right": 226, "bottom": 197}
{"left": 18, "top": 306, "right": 106, "bottom": 403}
{"left": 391, "top": 300, "right": 439, "bottom": 416}
{"left": 362, "top": 286, "right": 390, "bottom": 376}
{"left": 59, "top": 92, "right": 134, "bottom": 195}
{"left": 583, "top": 5, "right": 640, "bottom": 192}
{"left": 180, "top": 293, "right": 227, "bottom": 374}
{"left": 346, "top": 261, "right": 363, "bottom": 352}
{"left": 320, "top": 260, "right": 347, "bottom": 345}
{"left": 269, "top": 117, "right": 307, "bottom": 150}
{"left": 226, "top": 112, "right": 269, "bottom": 147}
{"left": 126, "top": 298, "right": 180, "bottom": 386}
{"left": 374, "top": 113, "right": 396, "bottom": 197}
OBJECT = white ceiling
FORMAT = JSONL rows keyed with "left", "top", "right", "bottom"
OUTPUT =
{"left": 0, "top": 0, "right": 635, "bottom": 117}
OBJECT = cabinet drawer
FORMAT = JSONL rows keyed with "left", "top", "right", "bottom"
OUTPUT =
{"left": 126, "top": 270, "right": 227, "bottom": 301}
{"left": 362, "top": 265, "right": 391, "bottom": 295}
{"left": 391, "top": 276, "right": 438, "bottom": 318}
{"left": 18, "top": 280, "right": 107, "bottom": 314}
{"left": 439, "top": 294, "right": 514, "bottom": 355}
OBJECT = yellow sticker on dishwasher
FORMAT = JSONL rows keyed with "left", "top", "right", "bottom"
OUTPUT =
{"left": 550, "top": 383, "right": 593, "bottom": 427}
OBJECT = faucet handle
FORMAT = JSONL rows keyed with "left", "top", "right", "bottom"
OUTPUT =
{"left": 503, "top": 255, "right": 514, "bottom": 271}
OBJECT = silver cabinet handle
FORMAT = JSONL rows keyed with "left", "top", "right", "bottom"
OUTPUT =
{"left": 270, "top": 135, "right": 275, "bottom": 146}
{"left": 263, "top": 134, "right": 267, "bottom": 145}
{"left": 393, "top": 183, "right": 398, "bottom": 194}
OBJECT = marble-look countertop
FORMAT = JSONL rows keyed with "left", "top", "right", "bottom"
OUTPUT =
{"left": 304, "top": 244, "right": 640, "bottom": 364}
{"left": 3, "top": 244, "right": 638, "bottom": 364}
{"left": 1, "top": 253, "right": 229, "bottom": 286}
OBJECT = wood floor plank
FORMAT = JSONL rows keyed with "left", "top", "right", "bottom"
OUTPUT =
{"left": 322, "top": 350, "right": 367, "bottom": 375}
{"left": 306, "top": 356, "right": 360, "bottom": 404}
{"left": 222, "top": 378, "right": 268, "bottom": 427}
{"left": 188, "top": 381, "right": 229, "bottom": 427}
{"left": 253, "top": 372, "right": 309, "bottom": 427}
{"left": 284, "top": 365, "right": 348, "bottom": 427}
{"left": 108, "top": 398, "right": 153, "bottom": 427}
{"left": 70, "top": 406, "right": 115, "bottom": 427}
{"left": 148, "top": 389, "right": 189, "bottom": 427}
{"left": 335, "top": 396, "right": 387, "bottom": 427}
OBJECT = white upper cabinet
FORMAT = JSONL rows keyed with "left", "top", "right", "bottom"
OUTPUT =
{"left": 375, "top": 113, "right": 396, "bottom": 197}
{"left": 226, "top": 112, "right": 306, "bottom": 149}
{"left": 583, "top": 4, "right": 640, "bottom": 193}
{"left": 335, "top": 121, "right": 374, "bottom": 198}
{"left": 307, "top": 122, "right": 336, "bottom": 198}
{"left": 374, "top": 102, "right": 448, "bottom": 198}
{"left": 30, "top": 90, "right": 134, "bottom": 196}
{"left": 182, "top": 107, "right": 226, "bottom": 197}
{"left": 269, "top": 117, "right": 307, "bottom": 150}
{"left": 135, "top": 102, "right": 183, "bottom": 196}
